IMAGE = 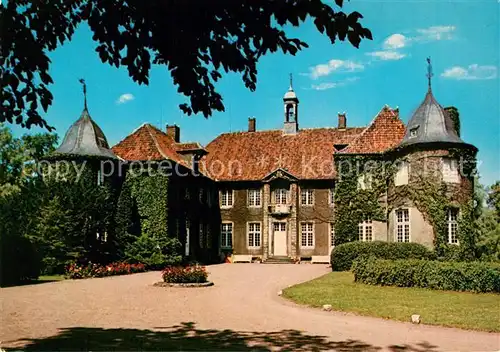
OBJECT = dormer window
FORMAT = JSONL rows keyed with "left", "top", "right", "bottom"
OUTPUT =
{"left": 409, "top": 126, "right": 419, "bottom": 138}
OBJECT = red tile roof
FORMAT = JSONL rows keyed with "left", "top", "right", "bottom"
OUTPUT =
{"left": 112, "top": 124, "right": 189, "bottom": 167}
{"left": 203, "top": 127, "right": 365, "bottom": 181}
{"left": 339, "top": 106, "right": 406, "bottom": 154}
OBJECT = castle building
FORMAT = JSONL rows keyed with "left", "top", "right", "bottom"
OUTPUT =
{"left": 203, "top": 63, "right": 477, "bottom": 262}
{"left": 53, "top": 62, "right": 477, "bottom": 264}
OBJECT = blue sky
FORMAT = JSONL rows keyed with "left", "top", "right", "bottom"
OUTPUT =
{"left": 10, "top": 0, "right": 500, "bottom": 185}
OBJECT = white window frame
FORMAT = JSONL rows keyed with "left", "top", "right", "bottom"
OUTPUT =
{"left": 220, "top": 189, "right": 234, "bottom": 208}
{"left": 221, "top": 222, "right": 233, "bottom": 249}
{"left": 442, "top": 158, "right": 460, "bottom": 184}
{"left": 300, "top": 188, "right": 314, "bottom": 206}
{"left": 97, "top": 170, "right": 103, "bottom": 186}
{"left": 185, "top": 220, "right": 190, "bottom": 256}
{"left": 357, "top": 173, "right": 372, "bottom": 190}
{"left": 248, "top": 188, "right": 262, "bottom": 207}
{"left": 274, "top": 188, "right": 288, "bottom": 205}
{"left": 300, "top": 222, "right": 315, "bottom": 248}
{"left": 329, "top": 222, "right": 335, "bottom": 248}
{"left": 247, "top": 222, "right": 262, "bottom": 248}
{"left": 329, "top": 188, "right": 335, "bottom": 206}
{"left": 447, "top": 208, "right": 459, "bottom": 244}
{"left": 358, "top": 220, "right": 373, "bottom": 242}
{"left": 395, "top": 209, "right": 410, "bottom": 242}
{"left": 394, "top": 161, "right": 409, "bottom": 186}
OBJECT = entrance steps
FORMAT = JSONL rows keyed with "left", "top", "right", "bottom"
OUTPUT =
{"left": 263, "top": 256, "right": 295, "bottom": 264}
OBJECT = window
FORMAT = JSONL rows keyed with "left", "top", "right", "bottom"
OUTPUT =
{"left": 221, "top": 223, "right": 233, "bottom": 248}
{"left": 220, "top": 189, "right": 233, "bottom": 208}
{"left": 248, "top": 222, "right": 261, "bottom": 248}
{"left": 274, "top": 188, "right": 288, "bottom": 205}
{"left": 206, "top": 189, "right": 212, "bottom": 207}
{"left": 447, "top": 209, "right": 459, "bottom": 244}
{"left": 395, "top": 209, "right": 410, "bottom": 242}
{"left": 199, "top": 223, "right": 205, "bottom": 248}
{"left": 357, "top": 174, "right": 372, "bottom": 190}
{"left": 329, "top": 188, "right": 335, "bottom": 206}
{"left": 442, "top": 159, "right": 459, "bottom": 183}
{"left": 248, "top": 189, "right": 262, "bottom": 207}
{"left": 301, "top": 188, "right": 314, "bottom": 206}
{"left": 199, "top": 188, "right": 204, "bottom": 203}
{"left": 395, "top": 161, "right": 409, "bottom": 186}
{"left": 206, "top": 225, "right": 212, "bottom": 248}
{"left": 409, "top": 126, "right": 419, "bottom": 138}
{"left": 185, "top": 220, "right": 190, "bottom": 256}
{"left": 300, "top": 222, "right": 314, "bottom": 248}
{"left": 96, "top": 231, "right": 108, "bottom": 242}
{"left": 358, "top": 220, "right": 372, "bottom": 242}
{"left": 329, "top": 223, "right": 335, "bottom": 248}
{"left": 97, "top": 170, "right": 103, "bottom": 186}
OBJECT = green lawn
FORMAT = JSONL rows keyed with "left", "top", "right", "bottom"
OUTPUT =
{"left": 38, "top": 275, "right": 65, "bottom": 282}
{"left": 283, "top": 272, "right": 500, "bottom": 332}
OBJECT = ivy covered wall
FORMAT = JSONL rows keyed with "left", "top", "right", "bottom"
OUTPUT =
{"left": 333, "top": 144, "right": 478, "bottom": 259}
{"left": 114, "top": 165, "right": 182, "bottom": 267}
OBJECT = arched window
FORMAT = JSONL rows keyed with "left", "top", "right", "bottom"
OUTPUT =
{"left": 286, "top": 104, "right": 295, "bottom": 122}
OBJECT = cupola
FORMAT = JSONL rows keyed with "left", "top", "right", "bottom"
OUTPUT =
{"left": 54, "top": 79, "right": 116, "bottom": 159}
{"left": 400, "top": 58, "right": 470, "bottom": 148}
{"left": 283, "top": 73, "right": 299, "bottom": 134}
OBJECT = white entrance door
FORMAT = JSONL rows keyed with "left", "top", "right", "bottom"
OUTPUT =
{"left": 273, "top": 222, "right": 287, "bottom": 256}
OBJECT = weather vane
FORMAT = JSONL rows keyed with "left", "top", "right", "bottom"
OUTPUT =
{"left": 79, "top": 78, "right": 87, "bottom": 110}
{"left": 426, "top": 57, "right": 433, "bottom": 89}
{"left": 289, "top": 73, "right": 293, "bottom": 90}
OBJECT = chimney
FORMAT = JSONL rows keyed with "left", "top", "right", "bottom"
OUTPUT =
{"left": 166, "top": 124, "right": 180, "bottom": 143}
{"left": 338, "top": 112, "right": 347, "bottom": 130}
{"left": 248, "top": 117, "right": 256, "bottom": 132}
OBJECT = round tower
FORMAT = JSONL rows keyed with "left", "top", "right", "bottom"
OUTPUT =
{"left": 47, "top": 79, "right": 117, "bottom": 185}
{"left": 388, "top": 58, "right": 477, "bottom": 254}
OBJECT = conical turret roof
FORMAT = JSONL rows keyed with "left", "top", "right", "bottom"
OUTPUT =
{"left": 400, "top": 88, "right": 466, "bottom": 147}
{"left": 54, "top": 108, "right": 116, "bottom": 159}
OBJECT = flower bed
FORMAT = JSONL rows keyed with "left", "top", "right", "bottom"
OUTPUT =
{"left": 65, "top": 262, "right": 146, "bottom": 279}
{"left": 161, "top": 265, "right": 208, "bottom": 283}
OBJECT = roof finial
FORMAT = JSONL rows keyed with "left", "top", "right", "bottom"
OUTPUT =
{"left": 426, "top": 57, "right": 433, "bottom": 90}
{"left": 79, "top": 78, "right": 88, "bottom": 110}
{"left": 289, "top": 73, "right": 293, "bottom": 90}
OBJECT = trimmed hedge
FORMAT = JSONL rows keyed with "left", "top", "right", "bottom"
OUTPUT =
{"left": 330, "top": 241, "right": 435, "bottom": 271}
{"left": 352, "top": 256, "right": 500, "bottom": 293}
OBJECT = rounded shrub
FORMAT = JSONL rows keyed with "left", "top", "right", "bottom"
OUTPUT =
{"left": 330, "top": 241, "right": 435, "bottom": 271}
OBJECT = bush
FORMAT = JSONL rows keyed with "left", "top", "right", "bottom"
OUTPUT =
{"left": 125, "top": 235, "right": 182, "bottom": 270}
{"left": 65, "top": 261, "right": 146, "bottom": 279}
{"left": 0, "top": 232, "right": 40, "bottom": 286}
{"left": 330, "top": 241, "right": 435, "bottom": 271}
{"left": 162, "top": 265, "right": 208, "bottom": 283}
{"left": 352, "top": 256, "right": 500, "bottom": 293}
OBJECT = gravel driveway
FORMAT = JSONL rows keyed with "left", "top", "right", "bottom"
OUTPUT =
{"left": 1, "top": 264, "right": 498, "bottom": 351}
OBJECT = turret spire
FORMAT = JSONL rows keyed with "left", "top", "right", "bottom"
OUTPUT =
{"left": 289, "top": 73, "right": 293, "bottom": 90}
{"left": 79, "top": 78, "right": 88, "bottom": 110}
{"left": 426, "top": 57, "right": 433, "bottom": 90}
